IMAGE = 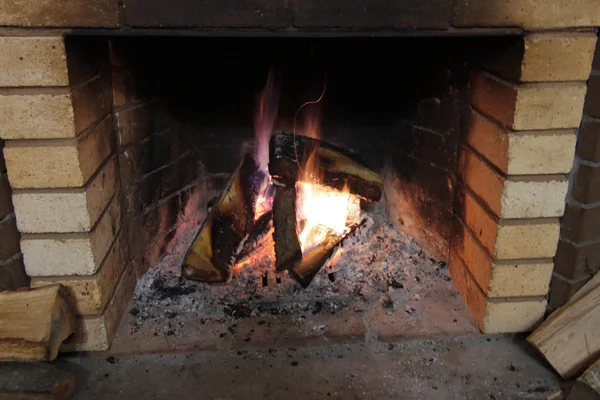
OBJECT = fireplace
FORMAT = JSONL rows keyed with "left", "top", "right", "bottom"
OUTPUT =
{"left": 0, "top": 1, "right": 598, "bottom": 352}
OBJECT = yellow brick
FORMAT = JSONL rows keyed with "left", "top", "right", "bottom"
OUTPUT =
{"left": 4, "top": 115, "right": 114, "bottom": 189}
{"left": 0, "top": 37, "right": 68, "bottom": 87}
{"left": 12, "top": 157, "right": 118, "bottom": 233}
{"left": 449, "top": 251, "right": 547, "bottom": 334}
{"left": 61, "top": 264, "right": 136, "bottom": 352}
{"left": 31, "top": 230, "right": 128, "bottom": 315}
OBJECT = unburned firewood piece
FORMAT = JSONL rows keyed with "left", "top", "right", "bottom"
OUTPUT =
{"left": 0, "top": 285, "right": 75, "bottom": 362}
{"left": 0, "top": 362, "right": 75, "bottom": 400}
{"left": 182, "top": 154, "right": 259, "bottom": 283}
{"left": 237, "top": 211, "right": 274, "bottom": 263}
{"left": 268, "top": 131, "right": 383, "bottom": 202}
{"left": 567, "top": 359, "right": 600, "bottom": 400}
{"left": 273, "top": 185, "right": 302, "bottom": 271}
{"left": 527, "top": 272, "right": 600, "bottom": 379}
{"left": 289, "top": 228, "right": 344, "bottom": 288}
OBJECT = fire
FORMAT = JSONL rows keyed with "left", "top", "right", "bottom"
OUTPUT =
{"left": 294, "top": 107, "right": 361, "bottom": 253}
{"left": 253, "top": 69, "right": 279, "bottom": 221}
{"left": 296, "top": 181, "right": 360, "bottom": 252}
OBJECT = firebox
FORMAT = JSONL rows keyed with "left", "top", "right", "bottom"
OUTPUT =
{"left": 1, "top": 9, "right": 597, "bottom": 352}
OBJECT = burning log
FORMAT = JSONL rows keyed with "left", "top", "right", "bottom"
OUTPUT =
{"left": 288, "top": 228, "right": 344, "bottom": 288}
{"left": 273, "top": 185, "right": 302, "bottom": 271}
{"left": 182, "top": 154, "right": 260, "bottom": 283}
{"left": 269, "top": 131, "right": 384, "bottom": 202}
{"left": 236, "top": 210, "right": 274, "bottom": 263}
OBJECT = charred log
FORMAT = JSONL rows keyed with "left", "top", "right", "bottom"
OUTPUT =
{"left": 236, "top": 210, "right": 274, "bottom": 263}
{"left": 288, "top": 228, "right": 344, "bottom": 288}
{"left": 273, "top": 185, "right": 303, "bottom": 271}
{"left": 268, "top": 131, "right": 383, "bottom": 202}
{"left": 182, "top": 154, "right": 259, "bottom": 283}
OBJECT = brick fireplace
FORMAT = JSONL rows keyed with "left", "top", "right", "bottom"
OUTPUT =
{"left": 0, "top": 0, "right": 598, "bottom": 352}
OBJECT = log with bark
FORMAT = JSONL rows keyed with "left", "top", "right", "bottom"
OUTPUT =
{"left": 182, "top": 154, "right": 260, "bottom": 283}
{"left": 272, "top": 185, "right": 302, "bottom": 271}
{"left": 269, "top": 131, "right": 383, "bottom": 202}
{"left": 527, "top": 272, "right": 600, "bottom": 379}
{"left": 0, "top": 285, "right": 75, "bottom": 362}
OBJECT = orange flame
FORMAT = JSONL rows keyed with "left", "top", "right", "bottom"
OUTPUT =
{"left": 294, "top": 106, "right": 361, "bottom": 253}
{"left": 254, "top": 69, "right": 279, "bottom": 174}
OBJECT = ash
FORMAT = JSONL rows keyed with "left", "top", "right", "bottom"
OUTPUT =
{"left": 129, "top": 201, "right": 451, "bottom": 337}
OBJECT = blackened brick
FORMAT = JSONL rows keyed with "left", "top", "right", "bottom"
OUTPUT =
{"left": 554, "top": 239, "right": 600, "bottom": 279}
{"left": 584, "top": 75, "right": 600, "bottom": 119}
{"left": 576, "top": 116, "right": 600, "bottom": 162}
{"left": 0, "top": 215, "right": 20, "bottom": 262}
{"left": 572, "top": 163, "right": 600, "bottom": 204}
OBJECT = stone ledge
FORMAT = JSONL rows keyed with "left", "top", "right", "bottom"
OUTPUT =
{"left": 0, "top": 0, "right": 120, "bottom": 28}
{"left": 0, "top": 37, "right": 68, "bottom": 87}
{"left": 12, "top": 157, "right": 118, "bottom": 233}
{"left": 21, "top": 194, "right": 121, "bottom": 276}
{"left": 453, "top": 0, "right": 600, "bottom": 29}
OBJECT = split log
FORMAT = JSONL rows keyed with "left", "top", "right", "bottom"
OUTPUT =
{"left": 269, "top": 131, "right": 383, "bottom": 202}
{"left": 0, "top": 285, "right": 75, "bottom": 362}
{"left": 273, "top": 185, "right": 302, "bottom": 271}
{"left": 236, "top": 210, "right": 274, "bottom": 263}
{"left": 182, "top": 154, "right": 260, "bottom": 283}
{"left": 527, "top": 272, "right": 600, "bottom": 379}
{"left": 567, "top": 358, "right": 600, "bottom": 400}
{"left": 288, "top": 227, "right": 344, "bottom": 288}
{"left": 0, "top": 362, "right": 75, "bottom": 400}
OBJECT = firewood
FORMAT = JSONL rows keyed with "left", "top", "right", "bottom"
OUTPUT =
{"left": 236, "top": 211, "right": 273, "bottom": 263}
{"left": 527, "top": 272, "right": 600, "bottom": 379}
{"left": 288, "top": 227, "right": 344, "bottom": 288}
{"left": 273, "top": 185, "right": 302, "bottom": 271}
{"left": 268, "top": 131, "right": 383, "bottom": 202}
{"left": 0, "top": 362, "right": 75, "bottom": 400}
{"left": 0, "top": 285, "right": 75, "bottom": 362}
{"left": 182, "top": 154, "right": 260, "bottom": 283}
{"left": 567, "top": 358, "right": 600, "bottom": 400}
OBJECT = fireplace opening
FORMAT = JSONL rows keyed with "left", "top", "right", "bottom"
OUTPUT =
{"left": 65, "top": 35, "right": 524, "bottom": 346}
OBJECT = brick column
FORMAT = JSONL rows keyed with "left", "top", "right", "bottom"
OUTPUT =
{"left": 450, "top": 33, "right": 598, "bottom": 333}
{"left": 551, "top": 36, "right": 600, "bottom": 308}
{"left": 0, "top": 36, "right": 134, "bottom": 351}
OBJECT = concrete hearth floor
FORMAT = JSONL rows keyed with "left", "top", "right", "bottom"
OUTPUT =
{"left": 61, "top": 334, "right": 565, "bottom": 399}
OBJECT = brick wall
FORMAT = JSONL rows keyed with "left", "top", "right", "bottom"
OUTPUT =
{"left": 551, "top": 35, "right": 600, "bottom": 308}
{"left": 450, "top": 33, "right": 597, "bottom": 333}
{"left": 109, "top": 38, "right": 206, "bottom": 278}
{"left": 0, "top": 36, "right": 135, "bottom": 352}
{"left": 0, "top": 139, "right": 28, "bottom": 290}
